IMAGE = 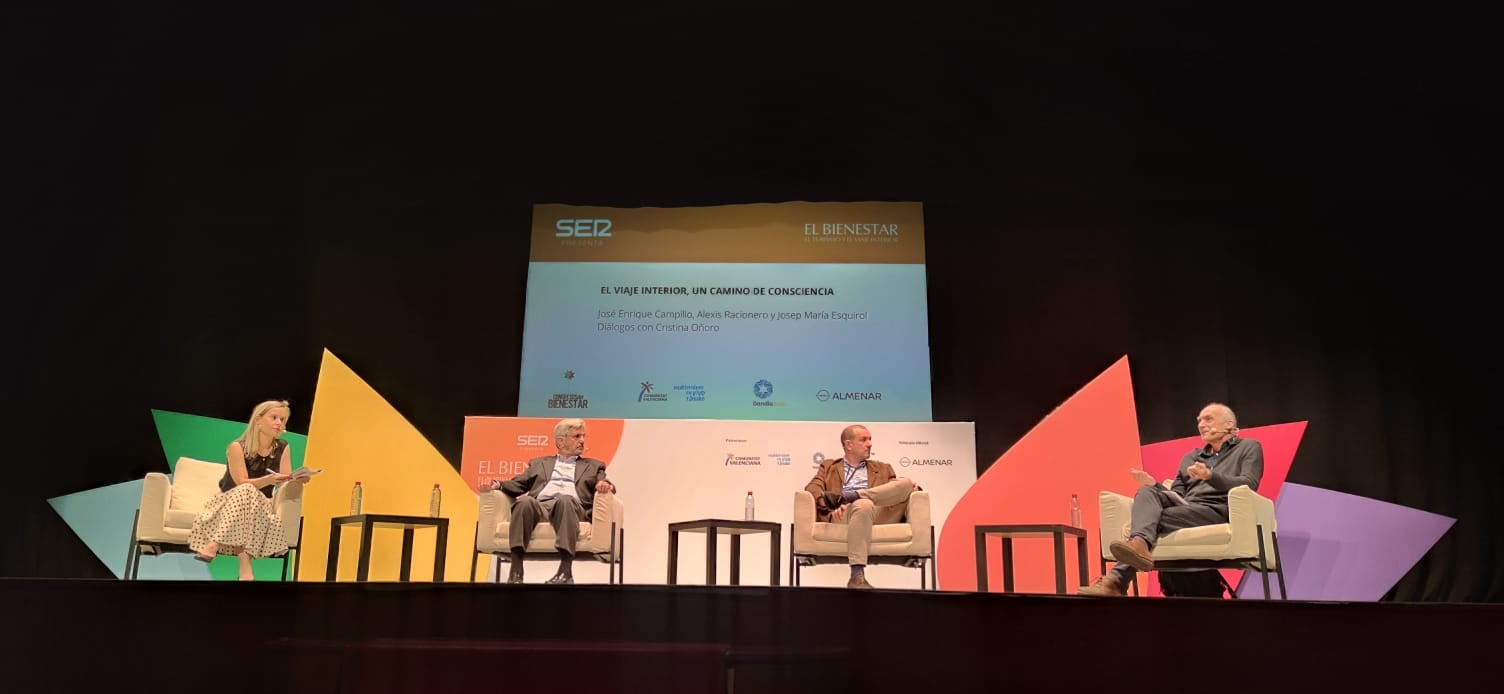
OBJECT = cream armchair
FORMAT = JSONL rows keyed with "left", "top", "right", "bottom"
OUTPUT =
{"left": 1098, "top": 484, "right": 1286, "bottom": 599}
{"left": 471, "top": 491, "right": 625, "bottom": 584}
{"left": 126, "top": 457, "right": 304, "bottom": 580}
{"left": 790, "top": 489, "right": 936, "bottom": 590}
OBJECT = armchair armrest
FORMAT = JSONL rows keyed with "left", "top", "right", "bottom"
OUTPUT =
{"left": 603, "top": 493, "right": 625, "bottom": 529}
{"left": 906, "top": 491, "right": 932, "bottom": 555}
{"left": 582, "top": 492, "right": 624, "bottom": 556}
{"left": 476, "top": 490, "right": 513, "bottom": 553}
{"left": 793, "top": 490, "right": 816, "bottom": 528}
{"left": 272, "top": 481, "right": 304, "bottom": 546}
{"left": 1098, "top": 491, "right": 1132, "bottom": 559}
{"left": 137, "top": 473, "right": 172, "bottom": 541}
{"left": 792, "top": 490, "right": 817, "bottom": 552}
{"left": 1226, "top": 485, "right": 1278, "bottom": 565}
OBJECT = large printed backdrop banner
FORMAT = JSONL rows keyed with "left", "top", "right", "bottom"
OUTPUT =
{"left": 517, "top": 201, "right": 935, "bottom": 422}
{"left": 461, "top": 417, "right": 977, "bottom": 587}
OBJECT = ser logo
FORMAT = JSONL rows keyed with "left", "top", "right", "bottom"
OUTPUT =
{"left": 516, "top": 434, "right": 552, "bottom": 447}
{"left": 555, "top": 218, "right": 613, "bottom": 238}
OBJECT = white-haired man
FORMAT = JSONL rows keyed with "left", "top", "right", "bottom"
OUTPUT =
{"left": 1079, "top": 402, "right": 1264, "bottom": 596}
{"left": 479, "top": 418, "right": 615, "bottom": 584}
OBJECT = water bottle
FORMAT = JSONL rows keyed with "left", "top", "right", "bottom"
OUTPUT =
{"left": 744, "top": 491, "right": 755, "bottom": 521}
{"left": 429, "top": 483, "right": 442, "bottom": 517}
{"left": 1070, "top": 493, "right": 1082, "bottom": 528}
{"left": 350, "top": 481, "right": 363, "bottom": 515}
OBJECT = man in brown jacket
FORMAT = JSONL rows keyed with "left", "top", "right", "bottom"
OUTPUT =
{"left": 804, "top": 425, "right": 920, "bottom": 588}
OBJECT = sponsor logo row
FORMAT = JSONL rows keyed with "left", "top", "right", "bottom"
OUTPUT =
{"left": 546, "top": 373, "right": 883, "bottom": 410}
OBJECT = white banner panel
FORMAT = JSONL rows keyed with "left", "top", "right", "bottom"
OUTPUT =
{"left": 461, "top": 417, "right": 976, "bottom": 588}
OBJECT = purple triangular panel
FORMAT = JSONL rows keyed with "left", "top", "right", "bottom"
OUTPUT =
{"left": 1238, "top": 483, "right": 1454, "bottom": 601}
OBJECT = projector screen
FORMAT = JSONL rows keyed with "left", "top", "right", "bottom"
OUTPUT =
{"left": 518, "top": 201, "right": 933, "bottom": 421}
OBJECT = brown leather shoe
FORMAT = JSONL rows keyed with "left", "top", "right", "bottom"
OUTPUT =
{"left": 847, "top": 571, "right": 874, "bottom": 589}
{"left": 1110, "top": 536, "right": 1155, "bottom": 572}
{"left": 1077, "top": 574, "right": 1127, "bottom": 597}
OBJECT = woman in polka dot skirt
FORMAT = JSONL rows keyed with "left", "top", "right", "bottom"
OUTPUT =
{"left": 188, "top": 399, "right": 304, "bottom": 580}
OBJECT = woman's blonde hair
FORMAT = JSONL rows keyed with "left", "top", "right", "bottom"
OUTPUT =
{"left": 238, "top": 399, "right": 290, "bottom": 457}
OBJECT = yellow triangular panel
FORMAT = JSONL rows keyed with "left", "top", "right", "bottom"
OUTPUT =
{"left": 298, "top": 349, "right": 477, "bottom": 582}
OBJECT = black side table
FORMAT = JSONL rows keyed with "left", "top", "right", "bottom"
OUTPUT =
{"left": 326, "top": 514, "right": 450, "bottom": 582}
{"left": 974, "top": 523, "right": 1089, "bottom": 594}
{"left": 668, "top": 519, "right": 781, "bottom": 586}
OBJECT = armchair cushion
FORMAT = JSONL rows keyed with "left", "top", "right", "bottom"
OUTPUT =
{"left": 163, "top": 510, "right": 198, "bottom": 530}
{"left": 812, "top": 523, "right": 913, "bottom": 544}
{"left": 792, "top": 490, "right": 933, "bottom": 558}
{"left": 167, "top": 458, "right": 224, "bottom": 511}
{"left": 1152, "top": 524, "right": 1232, "bottom": 548}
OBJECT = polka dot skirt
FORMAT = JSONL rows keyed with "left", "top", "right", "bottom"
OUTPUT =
{"left": 189, "top": 483, "right": 289, "bottom": 558}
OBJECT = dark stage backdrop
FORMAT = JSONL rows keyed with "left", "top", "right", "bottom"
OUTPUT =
{"left": 8, "top": 6, "right": 1499, "bottom": 601}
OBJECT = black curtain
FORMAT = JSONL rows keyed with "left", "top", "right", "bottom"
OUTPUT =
{"left": 7, "top": 6, "right": 1498, "bottom": 601}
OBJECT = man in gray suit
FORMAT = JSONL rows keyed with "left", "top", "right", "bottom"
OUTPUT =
{"left": 479, "top": 418, "right": 616, "bottom": 584}
{"left": 1079, "top": 402, "right": 1265, "bottom": 596}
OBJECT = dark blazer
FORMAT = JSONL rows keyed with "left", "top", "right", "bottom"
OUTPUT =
{"left": 498, "top": 455, "right": 614, "bottom": 514}
{"left": 1171, "top": 436, "right": 1264, "bottom": 511}
{"left": 804, "top": 458, "right": 908, "bottom": 524}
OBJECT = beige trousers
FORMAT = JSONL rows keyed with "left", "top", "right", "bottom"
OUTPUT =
{"left": 833, "top": 478, "right": 916, "bottom": 565}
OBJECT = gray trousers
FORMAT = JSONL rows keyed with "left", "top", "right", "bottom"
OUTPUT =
{"left": 509, "top": 495, "right": 585, "bottom": 554}
{"left": 1111, "top": 484, "right": 1227, "bottom": 582}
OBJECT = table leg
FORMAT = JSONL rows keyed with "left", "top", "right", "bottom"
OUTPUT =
{"left": 1001, "top": 538, "right": 1015, "bottom": 592}
{"left": 399, "top": 528, "right": 415, "bottom": 582}
{"left": 730, "top": 534, "right": 742, "bottom": 586}
{"left": 1053, "top": 532, "right": 1067, "bottom": 594}
{"left": 326, "top": 521, "right": 342, "bottom": 581}
{"left": 433, "top": 521, "right": 448, "bottom": 581}
{"left": 667, "top": 530, "right": 679, "bottom": 585}
{"left": 770, "top": 526, "right": 781, "bottom": 587}
{"left": 1076, "top": 535, "right": 1089, "bottom": 588}
{"left": 356, "top": 520, "right": 374, "bottom": 582}
{"left": 975, "top": 529, "right": 988, "bottom": 592}
{"left": 705, "top": 528, "right": 718, "bottom": 586}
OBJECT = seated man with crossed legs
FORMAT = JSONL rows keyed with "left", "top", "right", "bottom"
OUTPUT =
{"left": 804, "top": 425, "right": 921, "bottom": 589}
{"left": 1079, "top": 403, "right": 1264, "bottom": 597}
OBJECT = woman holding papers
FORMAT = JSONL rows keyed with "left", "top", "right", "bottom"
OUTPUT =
{"left": 188, "top": 399, "right": 307, "bottom": 580}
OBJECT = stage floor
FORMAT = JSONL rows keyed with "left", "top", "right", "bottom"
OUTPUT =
{"left": 5, "top": 578, "right": 1498, "bottom": 694}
